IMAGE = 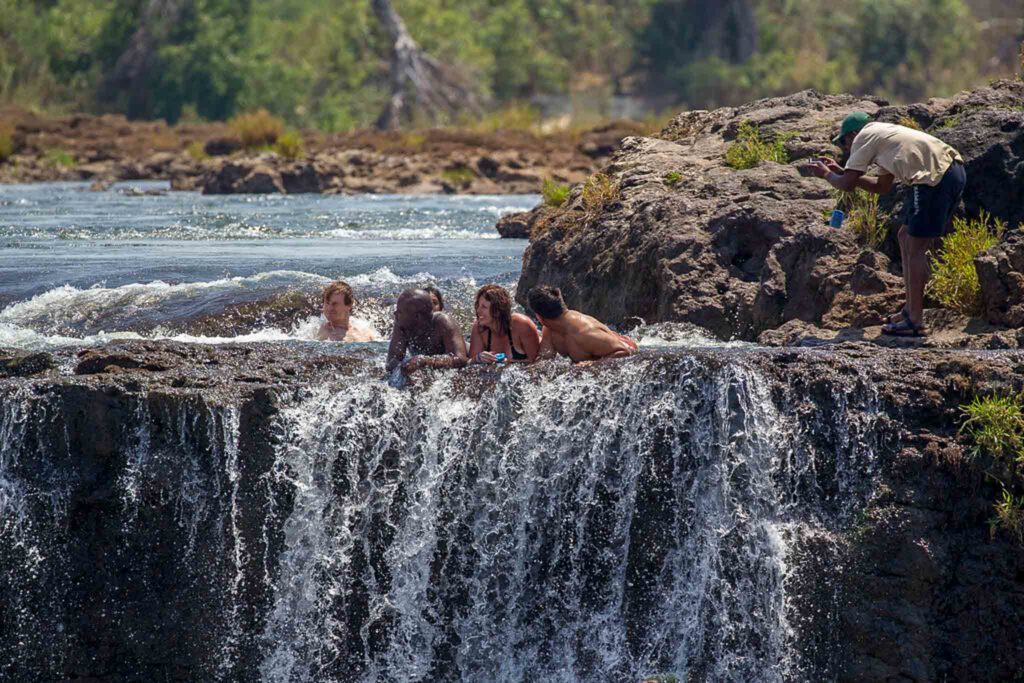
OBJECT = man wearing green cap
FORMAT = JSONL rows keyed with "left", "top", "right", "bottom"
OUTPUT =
{"left": 806, "top": 112, "right": 966, "bottom": 336}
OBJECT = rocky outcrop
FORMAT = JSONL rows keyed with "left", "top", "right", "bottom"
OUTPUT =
{"left": 1, "top": 106, "right": 643, "bottom": 194}
{"left": 495, "top": 205, "right": 554, "bottom": 238}
{"left": 978, "top": 229, "right": 1024, "bottom": 328}
{"left": 515, "top": 81, "right": 1024, "bottom": 342}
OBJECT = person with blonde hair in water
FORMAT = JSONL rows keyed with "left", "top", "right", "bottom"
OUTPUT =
{"left": 527, "top": 285, "right": 637, "bottom": 362}
{"left": 316, "top": 281, "right": 381, "bottom": 342}
{"left": 467, "top": 284, "right": 541, "bottom": 364}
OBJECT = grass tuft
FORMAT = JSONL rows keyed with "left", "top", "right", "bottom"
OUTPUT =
{"left": 186, "top": 141, "right": 209, "bottom": 161}
{"left": 663, "top": 171, "right": 683, "bottom": 188}
{"left": 581, "top": 172, "right": 619, "bottom": 215}
{"left": 833, "top": 188, "right": 889, "bottom": 249}
{"left": 43, "top": 147, "right": 75, "bottom": 168}
{"left": 228, "top": 109, "right": 285, "bottom": 149}
{"left": 725, "top": 121, "right": 790, "bottom": 170}
{"left": 442, "top": 166, "right": 475, "bottom": 187}
{"left": 961, "top": 392, "right": 1024, "bottom": 545}
{"left": 0, "top": 122, "right": 14, "bottom": 162}
{"left": 471, "top": 103, "right": 541, "bottom": 132}
{"left": 928, "top": 210, "right": 1005, "bottom": 316}
{"left": 897, "top": 115, "right": 922, "bottom": 130}
{"left": 991, "top": 487, "right": 1024, "bottom": 544}
{"left": 273, "top": 131, "right": 305, "bottom": 159}
{"left": 934, "top": 115, "right": 961, "bottom": 130}
{"left": 541, "top": 178, "right": 570, "bottom": 208}
{"left": 961, "top": 394, "right": 1024, "bottom": 460}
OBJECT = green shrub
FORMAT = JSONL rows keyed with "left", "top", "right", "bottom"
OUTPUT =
{"left": 934, "top": 115, "right": 961, "bottom": 130}
{"left": 725, "top": 121, "right": 789, "bottom": 170}
{"left": 928, "top": 211, "right": 1005, "bottom": 315}
{"left": 442, "top": 166, "right": 475, "bottom": 186}
{"left": 961, "top": 394, "right": 1024, "bottom": 460}
{"left": 581, "top": 172, "right": 619, "bottom": 214}
{"left": 541, "top": 178, "right": 570, "bottom": 208}
{"left": 961, "top": 392, "right": 1024, "bottom": 544}
{"left": 228, "top": 108, "right": 284, "bottom": 149}
{"left": 663, "top": 171, "right": 683, "bottom": 188}
{"left": 0, "top": 123, "right": 14, "bottom": 161}
{"left": 273, "top": 131, "right": 305, "bottom": 159}
{"left": 834, "top": 189, "right": 888, "bottom": 250}
{"left": 43, "top": 147, "right": 75, "bottom": 167}
{"left": 186, "top": 141, "right": 209, "bottom": 161}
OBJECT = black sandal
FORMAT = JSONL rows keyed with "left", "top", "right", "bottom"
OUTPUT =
{"left": 882, "top": 316, "right": 926, "bottom": 337}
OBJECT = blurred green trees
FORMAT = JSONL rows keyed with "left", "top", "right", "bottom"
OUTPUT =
{"left": 0, "top": 0, "right": 1016, "bottom": 128}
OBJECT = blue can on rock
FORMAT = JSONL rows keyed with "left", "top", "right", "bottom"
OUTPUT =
{"left": 829, "top": 209, "right": 845, "bottom": 228}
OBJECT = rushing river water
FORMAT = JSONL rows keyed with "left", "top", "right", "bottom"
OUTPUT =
{"left": 1, "top": 182, "right": 829, "bottom": 682}
{"left": 0, "top": 182, "right": 535, "bottom": 348}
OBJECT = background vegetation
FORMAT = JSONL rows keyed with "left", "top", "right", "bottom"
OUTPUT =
{"left": 1, "top": 0, "right": 1021, "bottom": 129}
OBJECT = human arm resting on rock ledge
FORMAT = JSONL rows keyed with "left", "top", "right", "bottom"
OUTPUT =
{"left": 386, "top": 325, "right": 409, "bottom": 372}
{"left": 402, "top": 314, "right": 468, "bottom": 374}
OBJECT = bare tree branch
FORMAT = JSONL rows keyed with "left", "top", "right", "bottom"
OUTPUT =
{"left": 371, "top": 0, "right": 481, "bottom": 129}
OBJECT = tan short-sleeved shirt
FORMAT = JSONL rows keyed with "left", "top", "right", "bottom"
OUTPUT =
{"left": 845, "top": 122, "right": 963, "bottom": 187}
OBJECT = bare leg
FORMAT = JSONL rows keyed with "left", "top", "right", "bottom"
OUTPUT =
{"left": 890, "top": 225, "right": 911, "bottom": 324}
{"left": 905, "top": 235, "right": 936, "bottom": 327}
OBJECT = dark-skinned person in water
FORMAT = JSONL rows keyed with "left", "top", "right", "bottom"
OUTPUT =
{"left": 467, "top": 284, "right": 541, "bottom": 364}
{"left": 386, "top": 288, "right": 468, "bottom": 377}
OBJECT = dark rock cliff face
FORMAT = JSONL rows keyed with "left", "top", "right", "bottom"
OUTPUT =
{"left": 1, "top": 342, "right": 1023, "bottom": 681}
{"left": 513, "top": 81, "right": 1024, "bottom": 342}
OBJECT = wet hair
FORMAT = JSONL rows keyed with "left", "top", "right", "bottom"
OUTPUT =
{"left": 475, "top": 284, "right": 512, "bottom": 337}
{"left": 423, "top": 284, "right": 444, "bottom": 311}
{"left": 322, "top": 281, "right": 353, "bottom": 306}
{"left": 527, "top": 285, "right": 566, "bottom": 320}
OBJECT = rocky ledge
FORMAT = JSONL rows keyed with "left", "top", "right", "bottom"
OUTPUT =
{"left": 1, "top": 340, "right": 1023, "bottom": 681}
{"left": 0, "top": 108, "right": 647, "bottom": 194}
{"left": 507, "top": 81, "right": 1024, "bottom": 348}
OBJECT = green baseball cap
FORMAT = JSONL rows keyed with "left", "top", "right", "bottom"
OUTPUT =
{"left": 832, "top": 112, "right": 871, "bottom": 145}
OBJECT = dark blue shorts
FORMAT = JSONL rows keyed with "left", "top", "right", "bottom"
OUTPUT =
{"left": 903, "top": 161, "right": 966, "bottom": 238}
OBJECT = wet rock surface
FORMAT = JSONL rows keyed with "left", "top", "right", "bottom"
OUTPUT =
{"left": 1, "top": 341, "right": 1022, "bottom": 680}
{"left": 514, "top": 81, "right": 1024, "bottom": 344}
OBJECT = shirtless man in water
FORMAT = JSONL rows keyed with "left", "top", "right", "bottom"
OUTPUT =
{"left": 386, "top": 288, "right": 468, "bottom": 375}
{"left": 316, "top": 281, "right": 380, "bottom": 342}
{"left": 527, "top": 285, "right": 637, "bottom": 362}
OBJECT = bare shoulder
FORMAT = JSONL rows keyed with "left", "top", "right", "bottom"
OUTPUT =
{"left": 512, "top": 313, "right": 539, "bottom": 333}
{"left": 315, "top": 321, "right": 330, "bottom": 340}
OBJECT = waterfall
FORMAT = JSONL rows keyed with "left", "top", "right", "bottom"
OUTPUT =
{"left": 0, "top": 353, "right": 883, "bottom": 682}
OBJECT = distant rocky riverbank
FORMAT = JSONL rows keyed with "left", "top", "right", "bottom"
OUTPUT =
{"left": 502, "top": 80, "right": 1024, "bottom": 349}
{"left": 0, "top": 107, "right": 647, "bottom": 194}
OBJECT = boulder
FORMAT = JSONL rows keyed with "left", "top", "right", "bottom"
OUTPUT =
{"left": 201, "top": 161, "right": 285, "bottom": 194}
{"left": 0, "top": 350, "right": 55, "bottom": 377}
{"left": 495, "top": 206, "right": 555, "bottom": 239}
{"left": 516, "top": 83, "right": 1024, "bottom": 341}
{"left": 978, "top": 229, "right": 1024, "bottom": 328}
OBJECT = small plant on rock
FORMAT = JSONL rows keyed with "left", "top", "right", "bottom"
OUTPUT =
{"left": 541, "top": 178, "right": 570, "bottom": 208}
{"left": 992, "top": 487, "right": 1024, "bottom": 544}
{"left": 581, "top": 172, "right": 619, "bottom": 215}
{"left": 961, "top": 392, "right": 1024, "bottom": 545}
{"left": 229, "top": 109, "right": 285, "bottom": 149}
{"left": 928, "top": 211, "right": 1005, "bottom": 316}
{"left": 273, "top": 131, "right": 305, "bottom": 159}
{"left": 186, "top": 141, "right": 209, "bottom": 161}
{"left": 442, "top": 166, "right": 475, "bottom": 187}
{"left": 43, "top": 147, "right": 75, "bottom": 168}
{"left": 725, "top": 121, "right": 790, "bottom": 170}
{"left": 961, "top": 393, "right": 1024, "bottom": 460}
{"left": 833, "top": 188, "right": 889, "bottom": 250}
{"left": 663, "top": 171, "right": 683, "bottom": 188}
{"left": 897, "top": 115, "right": 922, "bottom": 130}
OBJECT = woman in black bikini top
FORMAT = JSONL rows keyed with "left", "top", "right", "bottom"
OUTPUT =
{"left": 468, "top": 285, "right": 541, "bottom": 364}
